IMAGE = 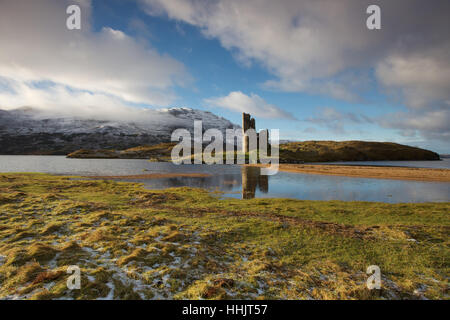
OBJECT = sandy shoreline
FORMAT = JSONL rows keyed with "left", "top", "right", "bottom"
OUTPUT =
{"left": 87, "top": 173, "right": 211, "bottom": 179}
{"left": 251, "top": 164, "right": 450, "bottom": 182}
{"left": 86, "top": 164, "right": 450, "bottom": 182}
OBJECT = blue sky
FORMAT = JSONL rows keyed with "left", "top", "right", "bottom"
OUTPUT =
{"left": 0, "top": 0, "right": 448, "bottom": 153}
{"left": 91, "top": 0, "right": 447, "bottom": 151}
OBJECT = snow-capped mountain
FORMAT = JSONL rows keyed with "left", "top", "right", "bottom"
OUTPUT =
{"left": 0, "top": 107, "right": 239, "bottom": 154}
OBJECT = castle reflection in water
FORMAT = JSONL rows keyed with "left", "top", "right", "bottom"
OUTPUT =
{"left": 124, "top": 164, "right": 269, "bottom": 200}
{"left": 241, "top": 166, "right": 268, "bottom": 199}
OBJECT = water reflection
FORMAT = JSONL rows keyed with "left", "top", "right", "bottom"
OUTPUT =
{"left": 0, "top": 156, "right": 448, "bottom": 203}
{"left": 130, "top": 165, "right": 270, "bottom": 199}
{"left": 241, "top": 166, "right": 268, "bottom": 199}
{"left": 135, "top": 167, "right": 449, "bottom": 203}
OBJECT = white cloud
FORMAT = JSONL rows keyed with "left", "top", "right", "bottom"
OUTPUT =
{"left": 142, "top": 0, "right": 450, "bottom": 141}
{"left": 0, "top": 77, "right": 201, "bottom": 125}
{"left": 141, "top": 0, "right": 379, "bottom": 100}
{"left": 141, "top": 0, "right": 449, "bottom": 103}
{"left": 307, "top": 107, "right": 372, "bottom": 134}
{"left": 0, "top": 0, "right": 190, "bottom": 113}
{"left": 376, "top": 51, "right": 450, "bottom": 109}
{"left": 0, "top": 77, "right": 139, "bottom": 120}
{"left": 378, "top": 109, "right": 450, "bottom": 142}
{"left": 205, "top": 91, "right": 295, "bottom": 120}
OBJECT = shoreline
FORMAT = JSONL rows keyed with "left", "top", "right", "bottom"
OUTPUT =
{"left": 85, "top": 164, "right": 450, "bottom": 183}
{"left": 251, "top": 164, "right": 450, "bottom": 182}
{"left": 86, "top": 173, "right": 211, "bottom": 180}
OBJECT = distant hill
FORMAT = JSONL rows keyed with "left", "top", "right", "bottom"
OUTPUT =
{"left": 68, "top": 140, "right": 441, "bottom": 163}
{"left": 279, "top": 141, "right": 440, "bottom": 163}
{"left": 67, "top": 142, "right": 177, "bottom": 161}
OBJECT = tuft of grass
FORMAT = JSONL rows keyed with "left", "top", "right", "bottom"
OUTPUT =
{"left": 41, "top": 222, "right": 65, "bottom": 235}
{"left": 117, "top": 248, "right": 148, "bottom": 266}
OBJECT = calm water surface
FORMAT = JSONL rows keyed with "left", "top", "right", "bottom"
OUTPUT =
{"left": 0, "top": 155, "right": 448, "bottom": 203}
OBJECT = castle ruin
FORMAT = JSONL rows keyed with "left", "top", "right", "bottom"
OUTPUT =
{"left": 242, "top": 112, "right": 269, "bottom": 153}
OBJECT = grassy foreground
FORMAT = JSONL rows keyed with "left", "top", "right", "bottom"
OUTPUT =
{"left": 0, "top": 173, "right": 448, "bottom": 300}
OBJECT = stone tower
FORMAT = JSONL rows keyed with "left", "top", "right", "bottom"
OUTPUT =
{"left": 242, "top": 112, "right": 269, "bottom": 154}
{"left": 242, "top": 112, "right": 255, "bottom": 153}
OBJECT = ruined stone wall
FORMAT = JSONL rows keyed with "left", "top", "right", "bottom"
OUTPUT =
{"left": 242, "top": 113, "right": 269, "bottom": 154}
{"left": 242, "top": 113, "right": 255, "bottom": 153}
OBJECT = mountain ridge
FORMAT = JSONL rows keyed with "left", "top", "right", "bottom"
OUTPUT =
{"left": 0, "top": 107, "right": 238, "bottom": 155}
